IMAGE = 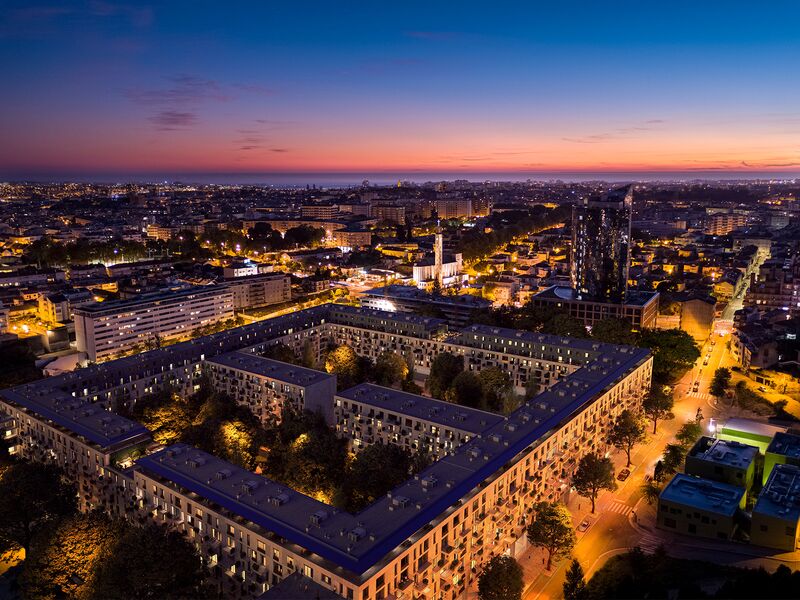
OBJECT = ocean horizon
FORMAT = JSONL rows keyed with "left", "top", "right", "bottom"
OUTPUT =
{"left": 3, "top": 169, "right": 799, "bottom": 188}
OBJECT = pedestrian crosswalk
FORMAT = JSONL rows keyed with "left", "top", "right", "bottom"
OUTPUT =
{"left": 635, "top": 532, "right": 665, "bottom": 553}
{"left": 606, "top": 501, "right": 632, "bottom": 516}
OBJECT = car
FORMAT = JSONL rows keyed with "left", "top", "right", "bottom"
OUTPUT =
{"left": 758, "top": 386, "right": 767, "bottom": 393}
{"left": 617, "top": 468, "right": 630, "bottom": 481}
{"left": 577, "top": 519, "right": 591, "bottom": 532}
{"left": 692, "top": 383, "right": 700, "bottom": 392}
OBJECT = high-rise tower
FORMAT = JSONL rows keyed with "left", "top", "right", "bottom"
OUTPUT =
{"left": 434, "top": 228, "right": 443, "bottom": 287}
{"left": 571, "top": 185, "right": 633, "bottom": 303}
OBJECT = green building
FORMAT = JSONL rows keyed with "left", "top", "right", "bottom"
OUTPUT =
{"left": 751, "top": 464, "right": 800, "bottom": 552}
{"left": 763, "top": 431, "right": 800, "bottom": 485}
{"left": 685, "top": 436, "right": 758, "bottom": 503}
{"left": 716, "top": 418, "right": 787, "bottom": 454}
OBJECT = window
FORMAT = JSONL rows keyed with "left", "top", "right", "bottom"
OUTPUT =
{"left": 664, "top": 518, "right": 676, "bottom": 528}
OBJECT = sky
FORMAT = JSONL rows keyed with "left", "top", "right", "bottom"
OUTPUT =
{"left": 2, "top": 1, "right": 800, "bottom": 182}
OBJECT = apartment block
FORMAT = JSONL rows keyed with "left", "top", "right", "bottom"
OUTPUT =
{"left": 206, "top": 351, "right": 337, "bottom": 425}
{"left": 334, "top": 383, "right": 503, "bottom": 457}
{"left": 220, "top": 274, "right": 291, "bottom": 312}
{"left": 764, "top": 431, "right": 800, "bottom": 484}
{"left": 74, "top": 286, "right": 235, "bottom": 362}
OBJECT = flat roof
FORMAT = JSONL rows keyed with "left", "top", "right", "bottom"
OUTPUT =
{"left": 754, "top": 464, "right": 800, "bottom": 522}
{"left": 534, "top": 285, "right": 659, "bottom": 307}
{"left": 689, "top": 436, "right": 758, "bottom": 470}
{"left": 336, "top": 383, "right": 503, "bottom": 434}
{"left": 660, "top": 474, "right": 744, "bottom": 517}
{"left": 258, "top": 572, "right": 343, "bottom": 599}
{"left": 720, "top": 418, "right": 788, "bottom": 440}
{"left": 362, "top": 285, "right": 491, "bottom": 308}
{"left": 328, "top": 304, "right": 447, "bottom": 331}
{"left": 767, "top": 432, "right": 800, "bottom": 460}
{"left": 0, "top": 386, "right": 150, "bottom": 450}
{"left": 74, "top": 285, "right": 223, "bottom": 315}
{"left": 207, "top": 351, "right": 333, "bottom": 387}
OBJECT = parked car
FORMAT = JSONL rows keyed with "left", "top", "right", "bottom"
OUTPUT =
{"left": 577, "top": 519, "right": 591, "bottom": 532}
{"left": 617, "top": 468, "right": 631, "bottom": 481}
{"left": 758, "top": 386, "right": 767, "bottom": 393}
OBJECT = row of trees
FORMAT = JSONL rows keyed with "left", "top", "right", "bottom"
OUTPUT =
{"left": 473, "top": 306, "right": 701, "bottom": 386}
{"left": 641, "top": 418, "right": 704, "bottom": 504}
{"left": 458, "top": 205, "right": 571, "bottom": 262}
{"left": 0, "top": 461, "right": 208, "bottom": 599}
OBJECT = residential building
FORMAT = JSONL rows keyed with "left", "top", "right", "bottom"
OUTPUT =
{"left": 221, "top": 274, "right": 291, "bottom": 311}
{"left": 571, "top": 185, "right": 633, "bottom": 303}
{"left": 334, "top": 383, "right": 504, "bottom": 457}
{"left": 74, "top": 286, "right": 235, "bottom": 362}
{"left": 360, "top": 285, "right": 491, "bottom": 328}
{"left": 434, "top": 198, "right": 473, "bottom": 220}
{"left": 38, "top": 289, "right": 96, "bottom": 324}
{"left": 706, "top": 211, "right": 748, "bottom": 235}
{"left": 206, "top": 351, "right": 337, "bottom": 425}
{"left": 371, "top": 205, "right": 406, "bottom": 224}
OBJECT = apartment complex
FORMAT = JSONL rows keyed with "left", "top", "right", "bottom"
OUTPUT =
{"left": 74, "top": 286, "right": 235, "bottom": 362}
{"left": 705, "top": 212, "right": 748, "bottom": 235}
{"left": 684, "top": 436, "right": 757, "bottom": 501}
{"left": 1, "top": 303, "right": 653, "bottom": 600}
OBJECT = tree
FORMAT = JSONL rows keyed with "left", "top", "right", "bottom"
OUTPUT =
{"left": 591, "top": 318, "right": 637, "bottom": 346}
{"left": 445, "top": 371, "right": 484, "bottom": 408}
{"left": 675, "top": 420, "right": 702, "bottom": 449}
{"left": 563, "top": 559, "right": 587, "bottom": 600}
{"left": 607, "top": 409, "right": 647, "bottom": 467}
{"left": 572, "top": 453, "right": 617, "bottom": 513}
{"left": 641, "top": 480, "right": 662, "bottom": 506}
{"left": 478, "top": 555, "right": 524, "bottom": 600}
{"left": 90, "top": 523, "right": 208, "bottom": 599}
{"left": 325, "top": 345, "right": 365, "bottom": 390}
{"left": 637, "top": 329, "right": 700, "bottom": 384}
{"left": 479, "top": 366, "right": 513, "bottom": 413}
{"left": 427, "top": 352, "right": 464, "bottom": 399}
{"left": 0, "top": 461, "right": 77, "bottom": 555}
{"left": 342, "top": 442, "right": 416, "bottom": 512}
{"left": 526, "top": 502, "right": 576, "bottom": 571}
{"left": 263, "top": 342, "right": 300, "bottom": 365}
{"left": 19, "top": 511, "right": 124, "bottom": 599}
{"left": 542, "top": 313, "right": 587, "bottom": 338}
{"left": 372, "top": 351, "right": 409, "bottom": 387}
{"left": 301, "top": 339, "right": 317, "bottom": 368}
{"left": 661, "top": 443, "right": 686, "bottom": 477}
{"left": 642, "top": 388, "right": 674, "bottom": 434}
{"left": 710, "top": 367, "right": 732, "bottom": 399}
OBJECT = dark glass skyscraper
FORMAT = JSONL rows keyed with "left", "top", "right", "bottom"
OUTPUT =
{"left": 571, "top": 185, "right": 633, "bottom": 303}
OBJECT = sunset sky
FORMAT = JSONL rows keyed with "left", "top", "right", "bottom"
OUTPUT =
{"left": 2, "top": 1, "right": 800, "bottom": 180}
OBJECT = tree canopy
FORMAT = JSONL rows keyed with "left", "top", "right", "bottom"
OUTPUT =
{"left": 526, "top": 501, "right": 576, "bottom": 570}
{"left": 0, "top": 461, "right": 77, "bottom": 555}
{"left": 642, "top": 387, "right": 674, "bottom": 434}
{"left": 710, "top": 367, "right": 732, "bottom": 398}
{"left": 563, "top": 559, "right": 587, "bottom": 600}
{"left": 607, "top": 409, "right": 647, "bottom": 467}
{"left": 445, "top": 371, "right": 484, "bottom": 408}
{"left": 427, "top": 352, "right": 464, "bottom": 399}
{"left": 572, "top": 453, "right": 617, "bottom": 513}
{"left": 478, "top": 555, "right": 524, "bottom": 600}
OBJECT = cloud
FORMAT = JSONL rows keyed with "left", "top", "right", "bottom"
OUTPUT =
{"left": 125, "top": 75, "right": 231, "bottom": 106}
{"left": 149, "top": 111, "right": 197, "bottom": 130}
{"left": 741, "top": 160, "right": 800, "bottom": 168}
{"left": 562, "top": 120, "right": 665, "bottom": 144}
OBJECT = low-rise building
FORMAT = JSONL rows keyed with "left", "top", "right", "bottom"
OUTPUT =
{"left": 657, "top": 474, "right": 745, "bottom": 541}
{"left": 751, "top": 463, "right": 800, "bottom": 551}
{"left": 685, "top": 436, "right": 757, "bottom": 500}
{"left": 764, "top": 431, "right": 800, "bottom": 484}
{"left": 530, "top": 286, "right": 659, "bottom": 330}
{"left": 716, "top": 418, "right": 788, "bottom": 454}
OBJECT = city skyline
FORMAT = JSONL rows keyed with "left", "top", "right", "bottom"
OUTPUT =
{"left": 3, "top": 1, "right": 800, "bottom": 180}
